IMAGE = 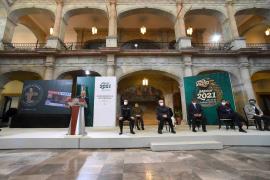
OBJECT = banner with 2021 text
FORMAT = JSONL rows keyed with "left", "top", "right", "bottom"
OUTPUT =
{"left": 184, "top": 72, "right": 235, "bottom": 125}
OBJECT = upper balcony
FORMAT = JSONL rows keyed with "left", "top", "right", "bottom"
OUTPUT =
{"left": 0, "top": 5, "right": 269, "bottom": 55}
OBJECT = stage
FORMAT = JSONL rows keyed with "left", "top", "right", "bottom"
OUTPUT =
{"left": 0, "top": 126, "right": 270, "bottom": 150}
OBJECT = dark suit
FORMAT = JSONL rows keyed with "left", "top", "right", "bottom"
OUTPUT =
{"left": 188, "top": 103, "right": 207, "bottom": 131}
{"left": 156, "top": 106, "right": 175, "bottom": 133}
{"left": 119, "top": 105, "right": 135, "bottom": 133}
{"left": 217, "top": 104, "right": 245, "bottom": 129}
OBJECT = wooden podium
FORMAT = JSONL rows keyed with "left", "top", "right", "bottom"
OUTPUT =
{"left": 67, "top": 98, "right": 87, "bottom": 135}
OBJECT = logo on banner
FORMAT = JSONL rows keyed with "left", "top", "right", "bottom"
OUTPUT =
{"left": 100, "top": 82, "right": 111, "bottom": 91}
{"left": 195, "top": 78, "right": 223, "bottom": 107}
{"left": 21, "top": 84, "right": 44, "bottom": 107}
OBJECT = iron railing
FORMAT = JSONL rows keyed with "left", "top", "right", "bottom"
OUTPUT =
{"left": 3, "top": 42, "right": 47, "bottom": 51}
{"left": 119, "top": 41, "right": 176, "bottom": 50}
{"left": 64, "top": 42, "right": 106, "bottom": 50}
{"left": 192, "top": 43, "right": 233, "bottom": 51}
{"left": 246, "top": 43, "right": 270, "bottom": 50}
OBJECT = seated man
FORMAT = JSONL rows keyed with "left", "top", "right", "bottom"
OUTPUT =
{"left": 119, "top": 99, "right": 135, "bottom": 135}
{"left": 244, "top": 99, "right": 270, "bottom": 131}
{"left": 217, "top": 99, "right": 247, "bottom": 133}
{"left": 156, "top": 99, "right": 176, "bottom": 134}
{"left": 188, "top": 98, "right": 207, "bottom": 132}
{"left": 132, "top": 103, "right": 144, "bottom": 130}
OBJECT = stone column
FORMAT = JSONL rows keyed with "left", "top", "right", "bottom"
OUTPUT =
{"left": 107, "top": 54, "right": 116, "bottom": 76}
{"left": 175, "top": 0, "right": 191, "bottom": 50}
{"left": 44, "top": 56, "right": 55, "bottom": 80}
{"left": 225, "top": 0, "right": 246, "bottom": 50}
{"left": 0, "top": 17, "right": 17, "bottom": 50}
{"left": 180, "top": 55, "right": 193, "bottom": 122}
{"left": 106, "top": 0, "right": 118, "bottom": 47}
{"left": 238, "top": 56, "right": 256, "bottom": 101}
{"left": 46, "top": 0, "right": 65, "bottom": 49}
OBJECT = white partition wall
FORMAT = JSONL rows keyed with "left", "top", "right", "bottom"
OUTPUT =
{"left": 93, "top": 77, "right": 117, "bottom": 127}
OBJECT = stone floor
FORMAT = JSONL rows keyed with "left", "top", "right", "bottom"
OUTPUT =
{"left": 0, "top": 147, "right": 269, "bottom": 180}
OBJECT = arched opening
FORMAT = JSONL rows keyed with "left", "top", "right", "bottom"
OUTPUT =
{"left": 0, "top": 71, "right": 42, "bottom": 125}
{"left": 64, "top": 8, "right": 108, "bottom": 49}
{"left": 185, "top": 9, "right": 226, "bottom": 45}
{"left": 9, "top": 8, "right": 54, "bottom": 45}
{"left": 118, "top": 8, "right": 176, "bottom": 49}
{"left": 197, "top": 70, "right": 245, "bottom": 113}
{"left": 235, "top": 8, "right": 270, "bottom": 44}
{"left": 251, "top": 70, "right": 270, "bottom": 115}
{"left": 57, "top": 70, "right": 101, "bottom": 95}
{"left": 118, "top": 70, "right": 181, "bottom": 125}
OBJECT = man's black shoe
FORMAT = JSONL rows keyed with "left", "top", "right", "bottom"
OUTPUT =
{"left": 137, "top": 128, "right": 140, "bottom": 130}
{"left": 158, "top": 130, "right": 162, "bottom": 134}
{"left": 130, "top": 131, "right": 135, "bottom": 134}
{"left": 259, "top": 128, "right": 264, "bottom": 131}
{"left": 142, "top": 127, "right": 144, "bottom": 130}
{"left": 264, "top": 128, "right": 270, "bottom": 131}
{"left": 171, "top": 130, "right": 176, "bottom": 134}
{"left": 239, "top": 129, "right": 247, "bottom": 133}
{"left": 119, "top": 132, "right": 123, "bottom": 135}
{"left": 203, "top": 129, "right": 207, "bottom": 132}
{"left": 192, "top": 129, "right": 197, "bottom": 132}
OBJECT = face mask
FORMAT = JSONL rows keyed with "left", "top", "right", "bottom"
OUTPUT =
{"left": 221, "top": 102, "right": 226, "bottom": 105}
{"left": 250, "top": 101, "right": 255, "bottom": 105}
{"left": 124, "top": 102, "right": 128, "bottom": 105}
{"left": 192, "top": 102, "right": 196, "bottom": 105}
{"left": 159, "top": 103, "right": 164, "bottom": 106}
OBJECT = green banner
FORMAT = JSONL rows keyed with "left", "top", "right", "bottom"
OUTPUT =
{"left": 76, "top": 77, "right": 95, "bottom": 127}
{"left": 184, "top": 72, "right": 235, "bottom": 125}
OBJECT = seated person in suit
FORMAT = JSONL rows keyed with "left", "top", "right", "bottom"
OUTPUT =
{"left": 217, "top": 99, "right": 247, "bottom": 133}
{"left": 188, "top": 98, "right": 207, "bottom": 132}
{"left": 244, "top": 99, "right": 270, "bottom": 131}
{"left": 132, "top": 103, "right": 144, "bottom": 130}
{"left": 119, "top": 99, "right": 135, "bottom": 135}
{"left": 156, "top": 99, "right": 176, "bottom": 134}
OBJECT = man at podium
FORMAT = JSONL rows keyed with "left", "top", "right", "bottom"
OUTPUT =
{"left": 67, "top": 97, "right": 87, "bottom": 136}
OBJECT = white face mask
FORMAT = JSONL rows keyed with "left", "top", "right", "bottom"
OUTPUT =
{"left": 124, "top": 102, "right": 128, "bottom": 105}
{"left": 221, "top": 102, "right": 226, "bottom": 105}
{"left": 192, "top": 102, "right": 196, "bottom": 105}
{"left": 159, "top": 103, "right": 164, "bottom": 106}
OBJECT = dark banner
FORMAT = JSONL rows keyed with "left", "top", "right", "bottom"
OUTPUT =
{"left": 19, "top": 80, "right": 72, "bottom": 115}
{"left": 11, "top": 80, "right": 73, "bottom": 128}
{"left": 184, "top": 72, "right": 235, "bottom": 125}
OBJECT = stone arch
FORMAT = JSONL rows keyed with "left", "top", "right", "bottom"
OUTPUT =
{"left": 184, "top": 8, "right": 228, "bottom": 43}
{"left": 0, "top": 68, "right": 44, "bottom": 79}
{"left": 0, "top": 70, "right": 43, "bottom": 89}
{"left": 55, "top": 68, "right": 103, "bottom": 80}
{"left": 235, "top": 8, "right": 270, "bottom": 21}
{"left": 63, "top": 7, "right": 108, "bottom": 22}
{"left": 184, "top": 8, "right": 227, "bottom": 22}
{"left": 9, "top": 8, "right": 55, "bottom": 22}
{"left": 250, "top": 70, "right": 270, "bottom": 113}
{"left": 117, "top": 68, "right": 181, "bottom": 83}
{"left": 118, "top": 7, "right": 176, "bottom": 22}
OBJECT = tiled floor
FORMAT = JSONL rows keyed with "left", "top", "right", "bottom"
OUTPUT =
{"left": 0, "top": 147, "right": 269, "bottom": 180}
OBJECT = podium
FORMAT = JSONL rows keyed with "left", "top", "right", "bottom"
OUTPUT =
{"left": 67, "top": 98, "right": 87, "bottom": 135}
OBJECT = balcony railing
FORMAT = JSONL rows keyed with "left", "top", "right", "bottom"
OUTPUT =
{"left": 64, "top": 42, "right": 106, "bottom": 50}
{"left": 192, "top": 43, "right": 233, "bottom": 51}
{"left": 3, "top": 42, "right": 47, "bottom": 51}
{"left": 119, "top": 41, "right": 176, "bottom": 50}
{"left": 246, "top": 43, "right": 270, "bottom": 50}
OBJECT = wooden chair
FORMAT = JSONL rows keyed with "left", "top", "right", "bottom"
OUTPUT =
{"left": 216, "top": 107, "right": 233, "bottom": 130}
{"left": 243, "top": 108, "right": 257, "bottom": 129}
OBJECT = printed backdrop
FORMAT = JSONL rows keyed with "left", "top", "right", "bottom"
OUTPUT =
{"left": 184, "top": 72, "right": 235, "bottom": 125}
